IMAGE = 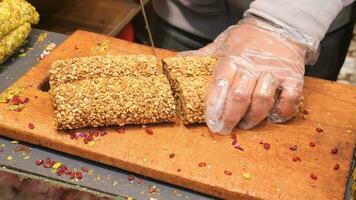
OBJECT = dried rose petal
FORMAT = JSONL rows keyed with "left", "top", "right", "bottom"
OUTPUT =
{"left": 69, "top": 133, "right": 76, "bottom": 140}
{"left": 198, "top": 162, "right": 207, "bottom": 167}
{"left": 145, "top": 128, "right": 153, "bottom": 135}
{"left": 232, "top": 140, "right": 237, "bottom": 145}
{"left": 234, "top": 144, "right": 244, "bottom": 151}
{"left": 35, "top": 159, "right": 43, "bottom": 166}
{"left": 292, "top": 156, "right": 302, "bottom": 162}
{"left": 23, "top": 97, "right": 30, "bottom": 104}
{"left": 116, "top": 127, "right": 125, "bottom": 134}
{"left": 310, "top": 173, "right": 318, "bottom": 180}
{"left": 81, "top": 166, "right": 89, "bottom": 172}
{"left": 309, "top": 142, "right": 316, "bottom": 147}
{"left": 289, "top": 145, "right": 298, "bottom": 151}
{"left": 231, "top": 134, "right": 237, "bottom": 140}
{"left": 43, "top": 162, "right": 52, "bottom": 168}
{"left": 137, "top": 179, "right": 144, "bottom": 185}
{"left": 331, "top": 148, "right": 338, "bottom": 154}
{"left": 75, "top": 172, "right": 83, "bottom": 180}
{"left": 10, "top": 96, "right": 22, "bottom": 105}
{"left": 57, "top": 170, "right": 64, "bottom": 176}
{"left": 315, "top": 128, "right": 323, "bottom": 133}
{"left": 28, "top": 123, "right": 35, "bottom": 129}
{"left": 128, "top": 175, "right": 135, "bottom": 181}
{"left": 100, "top": 131, "right": 108, "bottom": 136}
{"left": 224, "top": 170, "right": 232, "bottom": 176}
{"left": 64, "top": 169, "right": 72, "bottom": 175}
{"left": 70, "top": 173, "right": 76, "bottom": 179}
{"left": 333, "top": 163, "right": 340, "bottom": 170}
{"left": 263, "top": 143, "right": 270, "bottom": 150}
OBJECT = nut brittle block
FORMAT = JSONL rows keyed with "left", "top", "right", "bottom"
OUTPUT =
{"left": 49, "top": 55, "right": 159, "bottom": 88}
{"left": 51, "top": 75, "right": 176, "bottom": 129}
{"left": 163, "top": 56, "right": 218, "bottom": 124}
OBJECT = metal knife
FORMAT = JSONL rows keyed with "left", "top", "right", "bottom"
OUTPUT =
{"left": 138, "top": 0, "right": 158, "bottom": 58}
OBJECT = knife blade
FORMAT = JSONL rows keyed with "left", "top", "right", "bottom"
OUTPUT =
{"left": 138, "top": 0, "right": 158, "bottom": 59}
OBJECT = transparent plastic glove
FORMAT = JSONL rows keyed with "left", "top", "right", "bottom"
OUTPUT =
{"left": 179, "top": 16, "right": 319, "bottom": 134}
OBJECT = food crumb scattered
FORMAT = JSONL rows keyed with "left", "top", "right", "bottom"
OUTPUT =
{"left": 242, "top": 172, "right": 251, "bottom": 180}
{"left": 331, "top": 148, "right": 339, "bottom": 154}
{"left": 333, "top": 163, "right": 340, "bottom": 170}
{"left": 224, "top": 170, "right": 232, "bottom": 176}
{"left": 310, "top": 173, "right": 318, "bottom": 180}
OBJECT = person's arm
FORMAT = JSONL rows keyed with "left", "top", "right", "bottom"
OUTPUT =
{"left": 180, "top": 0, "right": 354, "bottom": 134}
{"left": 247, "top": 0, "right": 354, "bottom": 47}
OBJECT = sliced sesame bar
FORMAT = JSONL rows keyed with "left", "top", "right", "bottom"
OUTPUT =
{"left": 51, "top": 75, "right": 176, "bottom": 130}
{"left": 174, "top": 76, "right": 209, "bottom": 124}
{"left": 163, "top": 56, "right": 217, "bottom": 124}
{"left": 49, "top": 55, "right": 159, "bottom": 88}
{"left": 163, "top": 56, "right": 217, "bottom": 77}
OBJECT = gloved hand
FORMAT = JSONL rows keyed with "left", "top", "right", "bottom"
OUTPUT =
{"left": 180, "top": 16, "right": 318, "bottom": 134}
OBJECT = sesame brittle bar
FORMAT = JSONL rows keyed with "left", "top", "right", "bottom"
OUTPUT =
{"left": 51, "top": 75, "right": 176, "bottom": 130}
{"left": 49, "top": 55, "right": 159, "bottom": 88}
{"left": 163, "top": 56, "right": 218, "bottom": 124}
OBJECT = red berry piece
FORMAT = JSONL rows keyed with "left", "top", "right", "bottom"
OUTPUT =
{"left": 128, "top": 175, "right": 135, "bottom": 181}
{"left": 331, "top": 148, "right": 338, "bottom": 154}
{"left": 81, "top": 166, "right": 89, "bottom": 172}
{"left": 35, "top": 159, "right": 44, "bottom": 166}
{"left": 224, "top": 170, "right": 232, "bottom": 176}
{"left": 310, "top": 173, "right": 318, "bottom": 180}
{"left": 43, "top": 162, "right": 52, "bottom": 168}
{"left": 289, "top": 145, "right": 298, "bottom": 151}
{"left": 64, "top": 169, "right": 72, "bottom": 175}
{"left": 263, "top": 143, "right": 270, "bottom": 150}
{"left": 169, "top": 153, "right": 175, "bottom": 159}
{"left": 28, "top": 123, "right": 35, "bottom": 129}
{"left": 333, "top": 163, "right": 340, "bottom": 170}
{"left": 198, "top": 162, "right": 207, "bottom": 167}
{"left": 23, "top": 97, "right": 30, "bottom": 104}
{"left": 116, "top": 127, "right": 125, "bottom": 134}
{"left": 309, "top": 142, "right": 316, "bottom": 147}
{"left": 145, "top": 128, "right": 153, "bottom": 135}
{"left": 316, "top": 128, "right": 323, "bottom": 133}
{"left": 75, "top": 172, "right": 83, "bottom": 180}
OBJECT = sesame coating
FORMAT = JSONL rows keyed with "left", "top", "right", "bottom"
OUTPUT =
{"left": 174, "top": 76, "right": 209, "bottom": 124}
{"left": 163, "top": 56, "right": 217, "bottom": 124}
{"left": 51, "top": 75, "right": 176, "bottom": 129}
{"left": 163, "top": 56, "right": 217, "bottom": 77}
{"left": 49, "top": 55, "right": 159, "bottom": 88}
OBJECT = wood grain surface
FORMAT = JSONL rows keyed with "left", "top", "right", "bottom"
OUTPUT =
{"left": 0, "top": 30, "right": 355, "bottom": 200}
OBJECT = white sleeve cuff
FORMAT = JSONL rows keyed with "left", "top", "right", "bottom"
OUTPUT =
{"left": 246, "top": 0, "right": 347, "bottom": 43}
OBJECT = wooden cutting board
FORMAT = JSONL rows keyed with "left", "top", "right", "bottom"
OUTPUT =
{"left": 0, "top": 30, "right": 355, "bottom": 200}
